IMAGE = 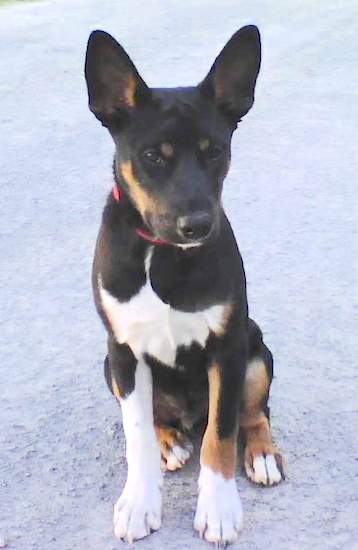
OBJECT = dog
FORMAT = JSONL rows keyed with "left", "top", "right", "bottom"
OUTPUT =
{"left": 85, "top": 25, "right": 284, "bottom": 546}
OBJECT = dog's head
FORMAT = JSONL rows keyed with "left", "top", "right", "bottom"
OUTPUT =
{"left": 85, "top": 26, "right": 261, "bottom": 246}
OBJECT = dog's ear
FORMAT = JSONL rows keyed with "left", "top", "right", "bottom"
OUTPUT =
{"left": 85, "top": 30, "right": 150, "bottom": 126}
{"left": 200, "top": 25, "right": 261, "bottom": 123}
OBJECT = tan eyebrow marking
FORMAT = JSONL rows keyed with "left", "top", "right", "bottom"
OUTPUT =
{"left": 199, "top": 138, "right": 210, "bottom": 151}
{"left": 160, "top": 142, "right": 174, "bottom": 158}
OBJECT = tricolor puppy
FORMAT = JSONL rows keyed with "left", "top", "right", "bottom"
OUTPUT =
{"left": 85, "top": 25, "right": 284, "bottom": 546}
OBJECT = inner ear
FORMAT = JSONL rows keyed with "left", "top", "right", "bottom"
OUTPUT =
{"left": 85, "top": 30, "right": 150, "bottom": 126}
{"left": 200, "top": 25, "right": 261, "bottom": 123}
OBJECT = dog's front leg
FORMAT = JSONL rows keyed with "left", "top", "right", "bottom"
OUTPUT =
{"left": 108, "top": 339, "right": 162, "bottom": 542}
{"left": 194, "top": 342, "right": 247, "bottom": 546}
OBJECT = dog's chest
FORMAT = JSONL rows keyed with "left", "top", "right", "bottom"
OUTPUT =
{"left": 99, "top": 253, "right": 225, "bottom": 367}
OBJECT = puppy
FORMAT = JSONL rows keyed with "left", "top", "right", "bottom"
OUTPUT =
{"left": 85, "top": 25, "right": 284, "bottom": 546}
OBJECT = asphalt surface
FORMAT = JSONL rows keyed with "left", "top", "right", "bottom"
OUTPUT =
{"left": 1, "top": 1, "right": 358, "bottom": 549}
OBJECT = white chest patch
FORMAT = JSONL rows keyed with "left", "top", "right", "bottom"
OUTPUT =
{"left": 99, "top": 249, "right": 226, "bottom": 366}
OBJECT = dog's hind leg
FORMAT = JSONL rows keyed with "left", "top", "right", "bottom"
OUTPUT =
{"left": 155, "top": 425, "right": 193, "bottom": 471}
{"left": 240, "top": 319, "right": 285, "bottom": 485}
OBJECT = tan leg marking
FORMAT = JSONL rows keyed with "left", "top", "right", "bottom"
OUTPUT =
{"left": 155, "top": 425, "right": 193, "bottom": 471}
{"left": 200, "top": 364, "right": 237, "bottom": 479}
{"left": 194, "top": 363, "right": 243, "bottom": 544}
{"left": 111, "top": 375, "right": 123, "bottom": 401}
{"left": 241, "top": 359, "right": 284, "bottom": 485}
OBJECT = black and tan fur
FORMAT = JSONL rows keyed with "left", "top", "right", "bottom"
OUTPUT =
{"left": 85, "top": 25, "right": 284, "bottom": 546}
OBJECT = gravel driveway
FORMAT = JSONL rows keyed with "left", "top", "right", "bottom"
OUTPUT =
{"left": 1, "top": 0, "right": 357, "bottom": 548}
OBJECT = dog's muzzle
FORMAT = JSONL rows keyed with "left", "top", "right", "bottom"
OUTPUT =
{"left": 176, "top": 211, "right": 213, "bottom": 242}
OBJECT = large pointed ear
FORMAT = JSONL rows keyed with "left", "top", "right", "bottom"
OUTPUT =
{"left": 200, "top": 25, "right": 261, "bottom": 123}
{"left": 85, "top": 30, "right": 150, "bottom": 126}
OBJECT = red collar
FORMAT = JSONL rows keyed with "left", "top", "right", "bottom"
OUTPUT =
{"left": 112, "top": 184, "right": 168, "bottom": 245}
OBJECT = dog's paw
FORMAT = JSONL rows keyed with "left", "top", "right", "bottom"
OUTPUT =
{"left": 113, "top": 480, "right": 162, "bottom": 542}
{"left": 156, "top": 425, "right": 193, "bottom": 471}
{"left": 194, "top": 466, "right": 243, "bottom": 546}
{"left": 162, "top": 442, "right": 193, "bottom": 471}
{"left": 244, "top": 449, "right": 285, "bottom": 486}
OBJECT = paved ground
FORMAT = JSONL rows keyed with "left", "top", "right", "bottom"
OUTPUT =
{"left": 1, "top": 0, "right": 358, "bottom": 549}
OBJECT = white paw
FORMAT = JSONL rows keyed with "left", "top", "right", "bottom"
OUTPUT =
{"left": 113, "top": 479, "right": 162, "bottom": 542}
{"left": 245, "top": 453, "right": 283, "bottom": 486}
{"left": 194, "top": 466, "right": 243, "bottom": 546}
{"left": 163, "top": 442, "right": 193, "bottom": 471}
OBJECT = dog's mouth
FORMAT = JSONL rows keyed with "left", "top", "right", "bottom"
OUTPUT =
{"left": 137, "top": 229, "right": 205, "bottom": 250}
{"left": 136, "top": 227, "right": 170, "bottom": 246}
{"left": 137, "top": 225, "right": 207, "bottom": 248}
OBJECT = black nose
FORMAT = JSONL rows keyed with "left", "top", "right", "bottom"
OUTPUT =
{"left": 177, "top": 211, "right": 212, "bottom": 241}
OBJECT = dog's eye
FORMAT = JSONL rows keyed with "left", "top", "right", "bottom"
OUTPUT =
{"left": 143, "top": 149, "right": 166, "bottom": 167}
{"left": 206, "top": 146, "right": 224, "bottom": 162}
